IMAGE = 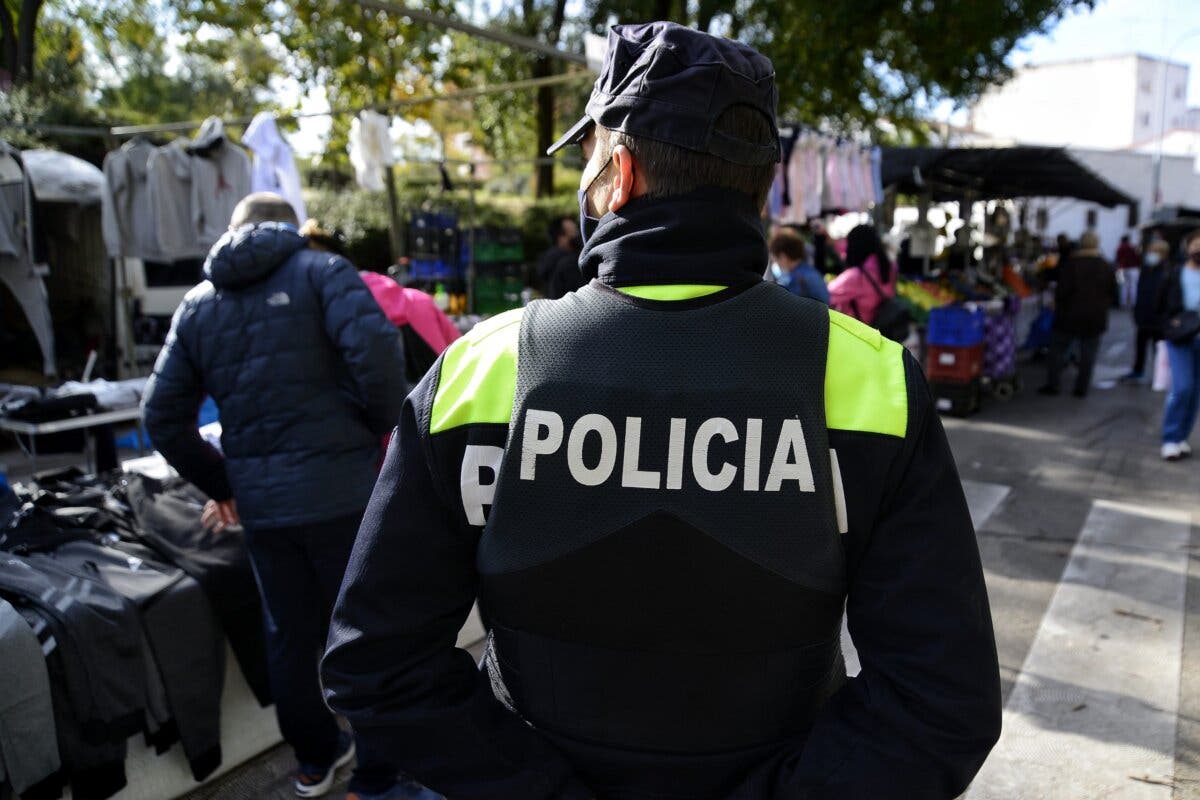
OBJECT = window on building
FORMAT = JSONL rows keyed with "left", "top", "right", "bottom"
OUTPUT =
{"left": 1086, "top": 209, "right": 1098, "bottom": 229}
{"left": 1176, "top": 85, "right": 1186, "bottom": 100}
{"left": 1142, "top": 79, "right": 1153, "bottom": 93}
{"left": 1142, "top": 112, "right": 1152, "bottom": 127}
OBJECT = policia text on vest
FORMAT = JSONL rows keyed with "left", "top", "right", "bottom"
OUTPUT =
{"left": 463, "top": 413, "right": 824, "bottom": 526}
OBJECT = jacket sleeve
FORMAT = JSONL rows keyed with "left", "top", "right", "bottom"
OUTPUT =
{"left": 314, "top": 257, "right": 409, "bottom": 436}
{"left": 142, "top": 304, "right": 233, "bottom": 502}
{"left": 744, "top": 357, "right": 1002, "bottom": 799}
{"left": 322, "top": 366, "right": 592, "bottom": 800}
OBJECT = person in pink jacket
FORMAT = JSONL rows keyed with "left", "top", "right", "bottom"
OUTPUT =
{"left": 828, "top": 223, "right": 897, "bottom": 326}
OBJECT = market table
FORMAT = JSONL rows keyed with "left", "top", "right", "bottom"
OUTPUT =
{"left": 0, "top": 405, "right": 146, "bottom": 473}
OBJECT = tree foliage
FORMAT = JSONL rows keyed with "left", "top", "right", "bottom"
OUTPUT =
{"left": 589, "top": 0, "right": 1097, "bottom": 135}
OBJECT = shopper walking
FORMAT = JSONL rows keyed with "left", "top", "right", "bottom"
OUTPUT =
{"left": 828, "top": 223, "right": 897, "bottom": 325}
{"left": 1039, "top": 230, "right": 1118, "bottom": 398}
{"left": 143, "top": 193, "right": 408, "bottom": 799}
{"left": 1121, "top": 239, "right": 1170, "bottom": 384}
{"left": 769, "top": 227, "right": 829, "bottom": 303}
{"left": 1115, "top": 234, "right": 1141, "bottom": 308}
{"left": 1159, "top": 230, "right": 1200, "bottom": 461}
{"left": 323, "top": 23, "right": 1000, "bottom": 800}
{"left": 536, "top": 216, "right": 584, "bottom": 299}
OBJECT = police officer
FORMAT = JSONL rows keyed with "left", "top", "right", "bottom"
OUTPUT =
{"left": 324, "top": 22, "right": 1001, "bottom": 800}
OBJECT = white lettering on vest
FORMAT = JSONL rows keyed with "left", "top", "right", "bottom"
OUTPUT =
{"left": 461, "top": 445, "right": 505, "bottom": 526}
{"left": 621, "top": 417, "right": 661, "bottom": 489}
{"left": 508, "top": 410, "right": 819, "bottom": 495}
{"left": 567, "top": 413, "right": 618, "bottom": 486}
{"left": 666, "top": 418, "right": 686, "bottom": 490}
{"left": 692, "top": 417, "right": 738, "bottom": 492}
{"left": 520, "top": 409, "right": 563, "bottom": 480}
{"left": 764, "top": 418, "right": 815, "bottom": 492}
{"left": 743, "top": 418, "right": 763, "bottom": 491}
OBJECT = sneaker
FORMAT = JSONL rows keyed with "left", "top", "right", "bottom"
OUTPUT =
{"left": 1162, "top": 442, "right": 1184, "bottom": 461}
{"left": 1181, "top": 442, "right": 1193, "bottom": 457}
{"left": 1118, "top": 372, "right": 1143, "bottom": 384}
{"left": 296, "top": 734, "right": 356, "bottom": 798}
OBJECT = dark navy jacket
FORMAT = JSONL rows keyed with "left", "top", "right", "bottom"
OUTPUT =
{"left": 142, "top": 223, "right": 407, "bottom": 530}
{"left": 323, "top": 192, "right": 1001, "bottom": 800}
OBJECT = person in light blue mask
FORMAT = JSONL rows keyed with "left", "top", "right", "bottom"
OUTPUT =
{"left": 769, "top": 227, "right": 829, "bottom": 304}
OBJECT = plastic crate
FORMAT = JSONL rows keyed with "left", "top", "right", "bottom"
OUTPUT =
{"left": 931, "top": 379, "right": 982, "bottom": 417}
{"left": 927, "top": 305, "right": 986, "bottom": 347}
{"left": 926, "top": 343, "right": 985, "bottom": 383}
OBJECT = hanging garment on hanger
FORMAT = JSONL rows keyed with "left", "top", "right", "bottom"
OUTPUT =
{"left": 783, "top": 137, "right": 806, "bottom": 223}
{"left": 243, "top": 112, "right": 306, "bottom": 223}
{"left": 0, "top": 142, "right": 56, "bottom": 375}
{"left": 803, "top": 139, "right": 823, "bottom": 220}
{"left": 348, "top": 111, "right": 394, "bottom": 192}
{"left": 188, "top": 118, "right": 252, "bottom": 247}
{"left": 148, "top": 140, "right": 206, "bottom": 260}
{"left": 870, "top": 147, "right": 885, "bottom": 206}
{"left": 101, "top": 138, "right": 161, "bottom": 260}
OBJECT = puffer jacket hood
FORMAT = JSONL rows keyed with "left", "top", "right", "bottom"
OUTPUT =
{"left": 204, "top": 222, "right": 307, "bottom": 290}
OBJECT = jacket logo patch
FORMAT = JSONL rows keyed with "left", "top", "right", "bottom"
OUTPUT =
{"left": 267, "top": 291, "right": 291, "bottom": 307}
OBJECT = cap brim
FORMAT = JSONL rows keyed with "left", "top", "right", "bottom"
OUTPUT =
{"left": 546, "top": 116, "right": 595, "bottom": 156}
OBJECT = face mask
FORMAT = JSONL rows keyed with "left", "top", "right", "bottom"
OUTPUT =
{"left": 577, "top": 159, "right": 611, "bottom": 246}
{"left": 1145, "top": 253, "right": 1162, "bottom": 267}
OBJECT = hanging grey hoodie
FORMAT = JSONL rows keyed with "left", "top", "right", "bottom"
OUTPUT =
{"left": 148, "top": 140, "right": 208, "bottom": 260}
{"left": 188, "top": 118, "right": 252, "bottom": 248}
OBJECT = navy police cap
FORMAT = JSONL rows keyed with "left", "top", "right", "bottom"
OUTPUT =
{"left": 547, "top": 22, "right": 781, "bottom": 166}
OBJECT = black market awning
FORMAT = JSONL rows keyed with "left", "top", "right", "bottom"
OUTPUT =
{"left": 881, "top": 146, "right": 1134, "bottom": 208}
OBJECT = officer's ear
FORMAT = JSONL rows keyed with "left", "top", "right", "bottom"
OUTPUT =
{"left": 607, "top": 144, "right": 639, "bottom": 213}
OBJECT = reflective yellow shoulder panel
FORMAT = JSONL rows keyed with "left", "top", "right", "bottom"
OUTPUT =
{"left": 825, "top": 310, "right": 908, "bottom": 438}
{"left": 429, "top": 308, "right": 524, "bottom": 434}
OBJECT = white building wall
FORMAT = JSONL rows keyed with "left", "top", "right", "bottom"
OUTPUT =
{"left": 1030, "top": 149, "right": 1200, "bottom": 256}
{"left": 1132, "top": 58, "right": 1191, "bottom": 147}
{"left": 969, "top": 55, "right": 1191, "bottom": 151}
{"left": 971, "top": 56, "right": 1139, "bottom": 149}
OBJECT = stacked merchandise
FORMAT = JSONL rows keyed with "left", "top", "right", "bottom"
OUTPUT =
{"left": 925, "top": 305, "right": 986, "bottom": 416}
{"left": 468, "top": 227, "right": 524, "bottom": 315}
{"left": 408, "top": 210, "right": 461, "bottom": 282}
{"left": 0, "top": 470, "right": 269, "bottom": 800}
{"left": 895, "top": 278, "right": 958, "bottom": 327}
{"left": 981, "top": 297, "right": 1021, "bottom": 399}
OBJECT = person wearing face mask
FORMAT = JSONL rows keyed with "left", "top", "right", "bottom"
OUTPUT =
{"left": 1158, "top": 230, "right": 1200, "bottom": 460}
{"left": 1121, "top": 238, "right": 1170, "bottom": 384}
{"left": 536, "top": 216, "right": 584, "bottom": 299}
{"left": 322, "top": 22, "right": 1000, "bottom": 800}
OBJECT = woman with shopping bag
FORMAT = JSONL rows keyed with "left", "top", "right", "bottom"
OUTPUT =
{"left": 1158, "top": 231, "right": 1200, "bottom": 461}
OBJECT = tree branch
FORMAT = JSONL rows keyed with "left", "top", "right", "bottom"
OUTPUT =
{"left": 16, "top": 0, "right": 43, "bottom": 83}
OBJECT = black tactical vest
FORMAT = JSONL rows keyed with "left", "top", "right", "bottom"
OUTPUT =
{"left": 478, "top": 281, "right": 847, "bottom": 755}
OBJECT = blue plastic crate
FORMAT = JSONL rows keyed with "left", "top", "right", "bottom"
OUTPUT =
{"left": 927, "top": 305, "right": 986, "bottom": 347}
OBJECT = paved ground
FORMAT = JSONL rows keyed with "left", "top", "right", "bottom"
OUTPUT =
{"left": 8, "top": 309, "right": 1196, "bottom": 799}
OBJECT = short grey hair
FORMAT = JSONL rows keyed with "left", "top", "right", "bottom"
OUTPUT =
{"left": 229, "top": 192, "right": 299, "bottom": 229}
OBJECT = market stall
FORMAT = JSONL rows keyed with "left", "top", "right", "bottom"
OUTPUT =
{"left": 881, "top": 145, "right": 1134, "bottom": 415}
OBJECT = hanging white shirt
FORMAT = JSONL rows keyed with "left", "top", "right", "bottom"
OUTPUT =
{"left": 348, "top": 111, "right": 394, "bottom": 193}
{"left": 243, "top": 112, "right": 307, "bottom": 222}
